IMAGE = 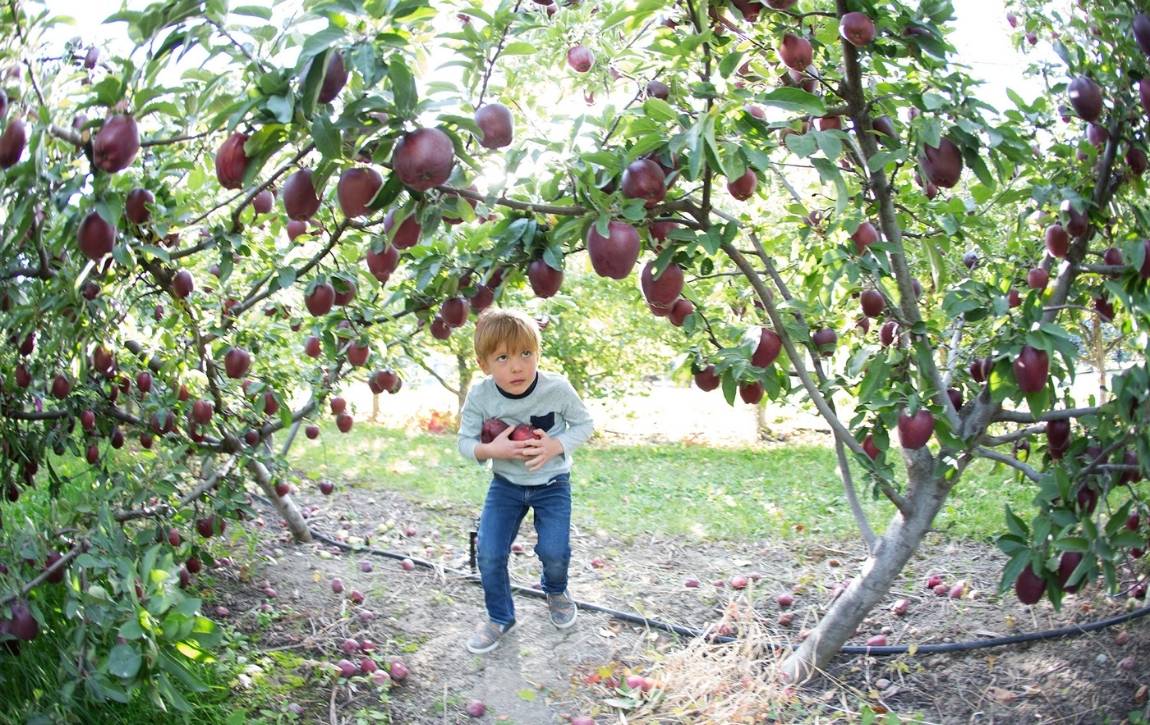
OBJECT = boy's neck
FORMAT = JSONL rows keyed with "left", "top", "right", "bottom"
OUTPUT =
{"left": 495, "top": 373, "right": 538, "bottom": 399}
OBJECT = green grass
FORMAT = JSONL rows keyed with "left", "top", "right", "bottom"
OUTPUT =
{"left": 288, "top": 422, "right": 1034, "bottom": 543}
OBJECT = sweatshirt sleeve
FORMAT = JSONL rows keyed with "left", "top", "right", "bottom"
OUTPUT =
{"left": 553, "top": 378, "right": 594, "bottom": 455}
{"left": 457, "top": 385, "right": 485, "bottom": 464}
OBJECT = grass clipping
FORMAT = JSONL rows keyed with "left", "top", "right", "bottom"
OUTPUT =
{"left": 631, "top": 598, "right": 796, "bottom": 723}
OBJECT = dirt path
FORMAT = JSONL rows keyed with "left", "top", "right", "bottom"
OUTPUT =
{"left": 200, "top": 478, "right": 1150, "bottom": 724}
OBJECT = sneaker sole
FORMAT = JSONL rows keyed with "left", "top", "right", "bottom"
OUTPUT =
{"left": 550, "top": 603, "right": 578, "bottom": 630}
{"left": 466, "top": 621, "right": 516, "bottom": 654}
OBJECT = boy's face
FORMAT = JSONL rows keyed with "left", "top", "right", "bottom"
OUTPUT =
{"left": 479, "top": 344, "right": 538, "bottom": 395}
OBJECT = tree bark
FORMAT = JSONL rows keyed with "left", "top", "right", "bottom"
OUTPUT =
{"left": 781, "top": 449, "right": 952, "bottom": 681}
{"left": 246, "top": 459, "right": 312, "bottom": 543}
{"left": 456, "top": 350, "right": 471, "bottom": 418}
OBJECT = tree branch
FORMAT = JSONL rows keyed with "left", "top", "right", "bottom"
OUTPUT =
{"left": 977, "top": 446, "right": 1041, "bottom": 482}
{"left": 994, "top": 406, "right": 1102, "bottom": 423}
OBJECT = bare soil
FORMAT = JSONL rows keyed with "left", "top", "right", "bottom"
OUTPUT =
{"left": 203, "top": 478, "right": 1150, "bottom": 724}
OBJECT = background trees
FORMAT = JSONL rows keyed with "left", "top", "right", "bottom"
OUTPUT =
{"left": 0, "top": 0, "right": 1148, "bottom": 712}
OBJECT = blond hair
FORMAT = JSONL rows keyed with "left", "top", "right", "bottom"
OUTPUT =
{"left": 473, "top": 308, "right": 541, "bottom": 360}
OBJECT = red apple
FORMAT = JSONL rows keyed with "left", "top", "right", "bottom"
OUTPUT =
{"left": 752, "top": 328, "right": 782, "bottom": 368}
{"left": 1027, "top": 267, "right": 1049, "bottom": 290}
{"left": 567, "top": 45, "right": 594, "bottom": 72}
{"left": 224, "top": 347, "right": 251, "bottom": 378}
{"left": 1045, "top": 223, "right": 1069, "bottom": 258}
{"left": 305, "top": 281, "right": 336, "bottom": 316}
{"left": 392, "top": 127, "right": 455, "bottom": 192}
{"left": 860, "top": 289, "right": 884, "bottom": 317}
{"left": 727, "top": 168, "right": 757, "bottom": 200}
{"left": 919, "top": 137, "right": 963, "bottom": 188}
{"left": 474, "top": 103, "right": 513, "bottom": 149}
{"left": 897, "top": 409, "right": 934, "bottom": 449}
{"left": 839, "top": 12, "right": 876, "bottom": 47}
{"left": 1013, "top": 345, "right": 1050, "bottom": 394}
{"left": 337, "top": 167, "right": 382, "bottom": 218}
{"left": 1068, "top": 75, "right": 1102, "bottom": 122}
{"left": 586, "top": 221, "right": 640, "bottom": 279}
{"left": 694, "top": 365, "right": 720, "bottom": 392}
{"left": 1014, "top": 566, "right": 1046, "bottom": 605}
{"left": 738, "top": 381, "right": 763, "bottom": 404}
{"left": 778, "top": 33, "right": 812, "bottom": 71}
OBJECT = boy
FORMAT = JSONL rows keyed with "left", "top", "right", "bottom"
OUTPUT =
{"left": 457, "top": 308, "right": 594, "bottom": 654}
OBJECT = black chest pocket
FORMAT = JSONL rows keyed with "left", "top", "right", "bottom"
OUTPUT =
{"left": 530, "top": 412, "right": 555, "bottom": 432}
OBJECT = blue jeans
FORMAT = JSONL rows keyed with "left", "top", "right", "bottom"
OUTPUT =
{"left": 476, "top": 473, "right": 571, "bottom": 626}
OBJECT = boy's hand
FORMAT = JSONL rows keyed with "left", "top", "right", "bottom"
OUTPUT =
{"left": 477, "top": 425, "right": 526, "bottom": 461}
{"left": 522, "top": 430, "right": 563, "bottom": 471}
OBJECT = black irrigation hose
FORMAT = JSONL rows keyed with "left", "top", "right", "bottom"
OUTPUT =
{"left": 255, "top": 496, "right": 1150, "bottom": 657}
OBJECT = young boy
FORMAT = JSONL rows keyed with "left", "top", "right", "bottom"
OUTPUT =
{"left": 457, "top": 308, "right": 594, "bottom": 654}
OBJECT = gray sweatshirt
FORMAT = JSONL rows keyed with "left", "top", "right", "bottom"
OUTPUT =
{"left": 457, "top": 370, "right": 594, "bottom": 486}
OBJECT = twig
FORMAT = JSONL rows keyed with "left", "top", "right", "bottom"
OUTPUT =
{"left": 976, "top": 446, "right": 1041, "bottom": 482}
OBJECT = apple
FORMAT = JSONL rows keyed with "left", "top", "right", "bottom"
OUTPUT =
{"left": 384, "top": 209, "right": 422, "bottom": 249}
{"left": 215, "top": 132, "right": 249, "bottom": 189}
{"left": 752, "top": 328, "right": 782, "bottom": 368}
{"left": 77, "top": 211, "right": 116, "bottom": 261}
{"left": 778, "top": 33, "right": 812, "bottom": 71}
{"left": 919, "top": 137, "right": 963, "bottom": 188}
{"left": 970, "top": 357, "right": 992, "bottom": 383}
{"left": 252, "top": 189, "right": 274, "bottom": 214}
{"left": 1094, "top": 295, "right": 1114, "bottom": 322}
{"left": 817, "top": 116, "right": 842, "bottom": 131}
{"left": 330, "top": 397, "right": 347, "bottom": 415}
{"left": 480, "top": 418, "right": 510, "bottom": 443}
{"left": 1057, "top": 552, "right": 1083, "bottom": 593}
{"left": 684, "top": 577, "right": 700, "bottom": 588}
{"left": 839, "top": 12, "right": 876, "bottom": 46}
{"left": 527, "top": 258, "right": 563, "bottom": 298}
{"left": 51, "top": 374, "right": 71, "bottom": 399}
{"left": 170, "top": 269, "right": 194, "bottom": 299}
{"left": 891, "top": 598, "right": 909, "bottom": 616}
{"left": 306, "top": 281, "right": 336, "bottom": 316}
{"left": 897, "top": 409, "right": 934, "bottom": 450}
{"left": 693, "top": 365, "right": 720, "bottom": 391}
{"left": 862, "top": 434, "right": 880, "bottom": 460}
{"left": 738, "top": 381, "right": 763, "bottom": 405}
{"left": 364, "top": 243, "right": 399, "bottom": 283}
{"left": 337, "top": 167, "right": 382, "bottom": 218}
{"left": 812, "top": 327, "right": 837, "bottom": 356}
{"left": 382, "top": 659, "right": 408, "bottom": 682}
{"left": 860, "top": 289, "right": 884, "bottom": 317}
{"left": 1068, "top": 75, "right": 1103, "bottom": 122}
{"left": 1045, "top": 223, "right": 1069, "bottom": 258}
{"left": 567, "top": 45, "right": 594, "bottom": 72}
{"left": 851, "top": 221, "right": 879, "bottom": 253}
{"left": 620, "top": 159, "right": 666, "bottom": 208}
{"left": 646, "top": 79, "right": 670, "bottom": 99}
{"left": 401, "top": 558, "right": 415, "bottom": 571}
{"left": 668, "top": 298, "right": 695, "bottom": 326}
{"left": 191, "top": 399, "right": 213, "bottom": 425}
{"left": 1027, "top": 267, "right": 1049, "bottom": 290}
{"left": 125, "top": 188, "right": 154, "bottom": 225}
{"left": 282, "top": 169, "right": 322, "bottom": 220}
{"left": 727, "top": 168, "right": 757, "bottom": 200}
{"left": 872, "top": 115, "right": 897, "bottom": 147}
{"left": 776, "top": 592, "right": 795, "bottom": 608}
{"left": 392, "top": 127, "right": 455, "bottom": 192}
{"left": 224, "top": 347, "right": 251, "bottom": 378}
{"left": 0, "top": 118, "right": 26, "bottom": 168}
{"left": 441, "top": 296, "right": 468, "bottom": 327}
{"left": 640, "top": 262, "right": 684, "bottom": 307}
{"left": 510, "top": 424, "right": 540, "bottom": 441}
{"left": 1013, "top": 345, "right": 1049, "bottom": 393}
{"left": 1103, "top": 247, "right": 1123, "bottom": 266}
{"left": 474, "top": 103, "right": 514, "bottom": 149}
{"left": 730, "top": 574, "right": 749, "bottom": 590}
{"left": 93, "top": 115, "right": 140, "bottom": 173}
{"left": 586, "top": 221, "right": 640, "bottom": 279}
{"left": 196, "top": 516, "right": 223, "bottom": 538}
{"left": 879, "top": 320, "right": 899, "bottom": 347}
{"left": 336, "top": 413, "right": 353, "bottom": 433}
{"left": 347, "top": 342, "right": 370, "bottom": 366}
{"left": 963, "top": 250, "right": 979, "bottom": 269}
{"left": 1014, "top": 566, "right": 1045, "bottom": 605}
{"left": 947, "top": 387, "right": 963, "bottom": 411}
{"left": 14, "top": 364, "right": 30, "bottom": 388}
{"left": 1007, "top": 288, "right": 1021, "bottom": 308}
{"left": 317, "top": 51, "right": 348, "bottom": 103}
{"left": 1086, "top": 123, "right": 1108, "bottom": 148}
{"left": 430, "top": 315, "right": 452, "bottom": 340}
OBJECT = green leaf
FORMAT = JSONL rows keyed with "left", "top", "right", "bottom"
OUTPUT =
{"left": 310, "top": 116, "right": 341, "bottom": 159}
{"left": 107, "top": 643, "right": 142, "bottom": 679}
{"left": 301, "top": 27, "right": 345, "bottom": 61}
{"left": 517, "top": 688, "right": 537, "bottom": 702}
{"left": 642, "top": 98, "right": 677, "bottom": 124}
{"left": 389, "top": 56, "right": 417, "bottom": 118}
{"left": 758, "top": 87, "right": 826, "bottom": 116}
{"left": 501, "top": 42, "right": 537, "bottom": 56}
{"left": 233, "top": 5, "right": 272, "bottom": 19}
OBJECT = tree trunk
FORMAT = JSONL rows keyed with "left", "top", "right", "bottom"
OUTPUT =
{"left": 371, "top": 391, "right": 380, "bottom": 422}
{"left": 780, "top": 451, "right": 950, "bottom": 681}
{"left": 1092, "top": 317, "right": 1108, "bottom": 402}
{"left": 247, "top": 459, "right": 312, "bottom": 543}
{"left": 456, "top": 351, "right": 471, "bottom": 418}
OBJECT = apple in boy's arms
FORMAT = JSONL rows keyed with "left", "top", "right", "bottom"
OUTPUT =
{"left": 480, "top": 418, "right": 509, "bottom": 443}
{"left": 509, "top": 424, "right": 542, "bottom": 441}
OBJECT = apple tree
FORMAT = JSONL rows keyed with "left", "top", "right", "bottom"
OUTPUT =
{"left": 1, "top": 0, "right": 1149, "bottom": 710}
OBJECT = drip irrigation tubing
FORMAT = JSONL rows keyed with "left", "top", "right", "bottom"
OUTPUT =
{"left": 306, "top": 529, "right": 1150, "bottom": 656}
{"left": 255, "top": 496, "right": 1150, "bottom": 657}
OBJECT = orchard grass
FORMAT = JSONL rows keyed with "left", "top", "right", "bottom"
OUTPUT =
{"left": 289, "top": 421, "right": 1033, "bottom": 544}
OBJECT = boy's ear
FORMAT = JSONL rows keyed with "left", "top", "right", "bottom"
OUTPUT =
{"left": 476, "top": 355, "right": 488, "bottom": 373}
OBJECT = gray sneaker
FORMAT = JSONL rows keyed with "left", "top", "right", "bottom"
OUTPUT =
{"left": 546, "top": 591, "right": 577, "bottom": 629}
{"left": 466, "top": 619, "right": 516, "bottom": 654}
